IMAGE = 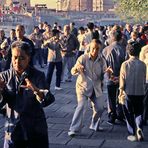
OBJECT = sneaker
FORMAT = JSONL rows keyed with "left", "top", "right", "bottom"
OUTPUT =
{"left": 89, "top": 126, "right": 104, "bottom": 131}
{"left": 68, "top": 131, "right": 76, "bottom": 137}
{"left": 127, "top": 135, "right": 137, "bottom": 142}
{"left": 137, "top": 128, "right": 144, "bottom": 141}
{"left": 55, "top": 86, "right": 62, "bottom": 90}
{"left": 65, "top": 79, "right": 72, "bottom": 82}
{"left": 98, "top": 126, "right": 104, "bottom": 131}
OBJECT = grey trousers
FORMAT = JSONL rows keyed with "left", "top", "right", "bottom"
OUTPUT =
{"left": 69, "top": 92, "right": 104, "bottom": 132}
{"left": 61, "top": 56, "right": 76, "bottom": 80}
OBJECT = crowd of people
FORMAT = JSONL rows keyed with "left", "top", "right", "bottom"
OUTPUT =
{"left": 0, "top": 21, "right": 148, "bottom": 147}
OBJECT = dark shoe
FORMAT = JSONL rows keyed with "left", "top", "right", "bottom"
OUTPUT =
{"left": 106, "top": 119, "right": 115, "bottom": 125}
{"left": 65, "top": 79, "right": 72, "bottom": 82}
{"left": 108, "top": 112, "right": 116, "bottom": 125}
{"left": 40, "top": 65, "right": 44, "bottom": 68}
{"left": 116, "top": 116, "right": 126, "bottom": 123}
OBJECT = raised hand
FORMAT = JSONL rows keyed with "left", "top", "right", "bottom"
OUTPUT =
{"left": 105, "top": 66, "right": 113, "bottom": 74}
{"left": 20, "top": 78, "right": 37, "bottom": 92}
{"left": 76, "top": 63, "right": 85, "bottom": 73}
{"left": 20, "top": 78, "right": 44, "bottom": 101}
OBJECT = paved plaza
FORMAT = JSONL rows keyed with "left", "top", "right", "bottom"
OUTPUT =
{"left": 0, "top": 67, "right": 148, "bottom": 148}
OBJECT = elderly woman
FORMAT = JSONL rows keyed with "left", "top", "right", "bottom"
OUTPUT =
{"left": 0, "top": 41, "right": 51, "bottom": 148}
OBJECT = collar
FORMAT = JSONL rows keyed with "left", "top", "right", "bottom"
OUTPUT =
{"left": 13, "top": 66, "right": 30, "bottom": 79}
{"left": 110, "top": 41, "right": 118, "bottom": 45}
{"left": 129, "top": 56, "right": 139, "bottom": 60}
{"left": 88, "top": 53, "right": 102, "bottom": 61}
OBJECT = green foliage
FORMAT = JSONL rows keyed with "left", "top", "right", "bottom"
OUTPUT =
{"left": 114, "top": 0, "right": 148, "bottom": 23}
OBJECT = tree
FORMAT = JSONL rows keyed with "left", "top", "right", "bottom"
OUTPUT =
{"left": 114, "top": 0, "right": 148, "bottom": 23}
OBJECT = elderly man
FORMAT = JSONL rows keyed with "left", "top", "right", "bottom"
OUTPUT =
{"left": 119, "top": 41, "right": 146, "bottom": 142}
{"left": 60, "top": 25, "right": 79, "bottom": 82}
{"left": 15, "top": 25, "right": 35, "bottom": 66}
{"left": 102, "top": 30, "right": 126, "bottom": 125}
{"left": 68, "top": 39, "right": 107, "bottom": 137}
{"left": 0, "top": 41, "right": 51, "bottom": 148}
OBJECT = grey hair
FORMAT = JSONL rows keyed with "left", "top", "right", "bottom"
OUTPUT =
{"left": 11, "top": 41, "right": 31, "bottom": 56}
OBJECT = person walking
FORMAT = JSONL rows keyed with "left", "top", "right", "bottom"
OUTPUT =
{"left": 102, "top": 30, "right": 126, "bottom": 124}
{"left": 118, "top": 41, "right": 146, "bottom": 142}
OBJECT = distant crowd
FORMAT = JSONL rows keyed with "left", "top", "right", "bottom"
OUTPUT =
{"left": 0, "top": 21, "right": 148, "bottom": 147}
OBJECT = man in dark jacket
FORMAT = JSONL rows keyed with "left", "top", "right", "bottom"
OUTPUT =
{"left": 0, "top": 41, "right": 50, "bottom": 148}
{"left": 61, "top": 25, "right": 79, "bottom": 82}
{"left": 102, "top": 30, "right": 126, "bottom": 124}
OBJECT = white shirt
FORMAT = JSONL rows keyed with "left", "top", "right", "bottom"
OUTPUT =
{"left": 77, "top": 34, "right": 86, "bottom": 51}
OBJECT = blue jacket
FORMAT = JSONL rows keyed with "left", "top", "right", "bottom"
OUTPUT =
{"left": 0, "top": 67, "right": 49, "bottom": 141}
{"left": 102, "top": 41, "right": 126, "bottom": 85}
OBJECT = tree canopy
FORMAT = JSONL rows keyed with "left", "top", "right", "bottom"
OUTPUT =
{"left": 114, "top": 0, "right": 148, "bottom": 23}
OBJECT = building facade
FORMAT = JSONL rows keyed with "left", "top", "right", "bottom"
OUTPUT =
{"left": 93, "top": 0, "right": 115, "bottom": 11}
{"left": 58, "top": 0, "right": 115, "bottom": 12}
{"left": 57, "top": 0, "right": 93, "bottom": 11}
{"left": 69, "top": 0, "right": 93, "bottom": 11}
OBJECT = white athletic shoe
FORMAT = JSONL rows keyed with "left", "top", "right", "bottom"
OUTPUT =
{"left": 55, "top": 86, "right": 63, "bottom": 90}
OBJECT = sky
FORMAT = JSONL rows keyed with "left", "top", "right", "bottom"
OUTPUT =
{"left": 31, "top": 0, "right": 56, "bottom": 8}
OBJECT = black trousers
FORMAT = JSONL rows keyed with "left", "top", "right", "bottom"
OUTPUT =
{"left": 46, "top": 61, "right": 62, "bottom": 88}
{"left": 107, "top": 84, "right": 119, "bottom": 121}
{"left": 123, "top": 95, "right": 144, "bottom": 135}
{"left": 143, "top": 83, "right": 148, "bottom": 121}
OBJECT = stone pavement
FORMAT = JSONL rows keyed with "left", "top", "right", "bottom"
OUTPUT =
{"left": 0, "top": 67, "right": 148, "bottom": 148}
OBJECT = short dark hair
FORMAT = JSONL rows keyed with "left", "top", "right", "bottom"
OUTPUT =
{"left": 71, "top": 22, "right": 75, "bottom": 26}
{"left": 11, "top": 29, "right": 15, "bottom": 32}
{"left": 126, "top": 41, "right": 141, "bottom": 56}
{"left": 111, "top": 30, "right": 122, "bottom": 41}
{"left": 91, "top": 39, "right": 102, "bottom": 45}
{"left": 87, "top": 22, "right": 94, "bottom": 30}
{"left": 143, "top": 26, "right": 148, "bottom": 33}
{"left": 11, "top": 41, "right": 31, "bottom": 56}
{"left": 92, "top": 31, "right": 99, "bottom": 40}
{"left": 52, "top": 29, "right": 60, "bottom": 36}
{"left": 34, "top": 26, "right": 39, "bottom": 30}
{"left": 79, "top": 26, "right": 85, "bottom": 31}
